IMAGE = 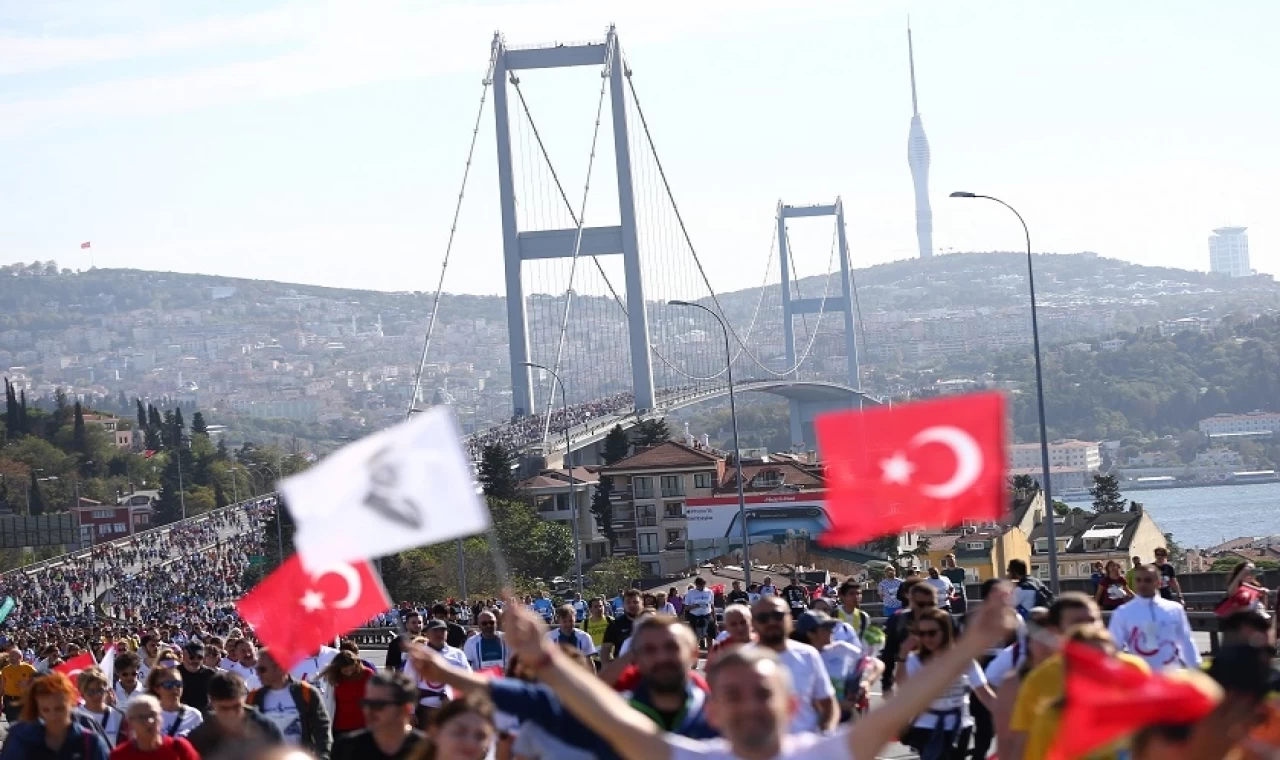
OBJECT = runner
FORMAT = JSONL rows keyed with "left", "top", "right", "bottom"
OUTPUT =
{"left": 683, "top": 578, "right": 717, "bottom": 651}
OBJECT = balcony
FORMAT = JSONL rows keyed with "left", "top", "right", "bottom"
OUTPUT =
{"left": 663, "top": 505, "right": 686, "bottom": 520}
{"left": 637, "top": 516, "right": 658, "bottom": 527}
{"left": 609, "top": 488, "right": 634, "bottom": 503}
{"left": 660, "top": 487, "right": 685, "bottom": 498}
{"left": 633, "top": 488, "right": 655, "bottom": 500}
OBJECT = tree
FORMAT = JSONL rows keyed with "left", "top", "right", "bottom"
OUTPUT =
{"left": 1053, "top": 500, "right": 1071, "bottom": 516}
{"left": 590, "top": 476, "right": 617, "bottom": 551}
{"left": 490, "top": 498, "right": 574, "bottom": 581}
{"left": 603, "top": 424, "right": 630, "bottom": 465}
{"left": 136, "top": 399, "right": 147, "bottom": 432}
{"left": 1089, "top": 473, "right": 1126, "bottom": 513}
{"left": 215, "top": 438, "right": 230, "bottom": 461}
{"left": 585, "top": 556, "right": 641, "bottom": 598}
{"left": 147, "top": 406, "right": 164, "bottom": 446}
{"left": 4, "top": 379, "right": 16, "bottom": 439}
{"left": 1162, "top": 532, "right": 1187, "bottom": 570}
{"left": 18, "top": 390, "right": 28, "bottom": 436}
{"left": 214, "top": 481, "right": 229, "bottom": 509}
{"left": 27, "top": 470, "right": 44, "bottom": 516}
{"left": 632, "top": 419, "right": 671, "bottom": 448}
{"left": 1210, "top": 557, "right": 1280, "bottom": 573}
{"left": 260, "top": 500, "right": 296, "bottom": 573}
{"left": 72, "top": 401, "right": 88, "bottom": 457}
{"left": 1010, "top": 474, "right": 1037, "bottom": 492}
{"left": 191, "top": 412, "right": 208, "bottom": 436}
{"left": 478, "top": 443, "right": 520, "bottom": 501}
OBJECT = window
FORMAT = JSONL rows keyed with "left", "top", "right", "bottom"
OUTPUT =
{"left": 666, "top": 529, "right": 683, "bottom": 544}
{"left": 1032, "top": 564, "right": 1050, "bottom": 580}
{"left": 964, "top": 568, "right": 980, "bottom": 583}
{"left": 694, "top": 472, "right": 713, "bottom": 489}
{"left": 1033, "top": 538, "right": 1047, "bottom": 554}
{"left": 99, "top": 524, "right": 111, "bottom": 536}
{"left": 755, "top": 469, "right": 782, "bottom": 487}
{"left": 637, "top": 504, "right": 657, "bottom": 527}
{"left": 664, "top": 502, "right": 685, "bottom": 518}
{"left": 643, "top": 561, "right": 661, "bottom": 576}
{"left": 638, "top": 533, "right": 659, "bottom": 554}
{"left": 660, "top": 475, "right": 684, "bottom": 497}
{"left": 966, "top": 541, "right": 985, "bottom": 551}
{"left": 92, "top": 509, "right": 114, "bottom": 519}
{"left": 633, "top": 477, "right": 654, "bottom": 499}
{"left": 114, "top": 523, "right": 127, "bottom": 533}
{"left": 1079, "top": 562, "right": 1094, "bottom": 575}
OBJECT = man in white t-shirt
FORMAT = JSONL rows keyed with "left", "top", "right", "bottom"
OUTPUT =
{"left": 683, "top": 578, "right": 716, "bottom": 650}
{"left": 487, "top": 583, "right": 1020, "bottom": 760}
{"left": 404, "top": 619, "right": 471, "bottom": 725}
{"left": 749, "top": 595, "right": 837, "bottom": 733}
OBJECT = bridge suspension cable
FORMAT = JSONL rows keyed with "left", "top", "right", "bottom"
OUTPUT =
{"left": 406, "top": 46, "right": 499, "bottom": 420}
{"left": 623, "top": 67, "right": 841, "bottom": 379}
{"left": 531, "top": 35, "right": 618, "bottom": 446}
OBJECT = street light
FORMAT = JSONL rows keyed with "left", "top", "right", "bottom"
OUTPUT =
{"left": 523, "top": 361, "right": 584, "bottom": 597}
{"left": 669, "top": 300, "right": 752, "bottom": 586}
{"left": 949, "top": 191, "right": 1060, "bottom": 593}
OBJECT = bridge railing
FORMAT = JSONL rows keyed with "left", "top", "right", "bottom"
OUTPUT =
{"left": 0, "top": 494, "right": 276, "bottom": 581}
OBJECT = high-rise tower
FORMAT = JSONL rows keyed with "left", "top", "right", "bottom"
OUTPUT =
{"left": 907, "top": 24, "right": 933, "bottom": 259}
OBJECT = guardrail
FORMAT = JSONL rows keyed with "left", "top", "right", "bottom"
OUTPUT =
{"left": 0, "top": 494, "right": 277, "bottom": 581}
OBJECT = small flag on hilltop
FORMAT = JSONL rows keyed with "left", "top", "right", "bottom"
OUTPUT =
{"left": 1047, "top": 640, "right": 1220, "bottom": 760}
{"left": 815, "top": 392, "right": 1007, "bottom": 547}
{"left": 283, "top": 406, "right": 489, "bottom": 573}
{"left": 143, "top": 450, "right": 156, "bottom": 459}
{"left": 237, "top": 555, "right": 389, "bottom": 672}
{"left": 80, "top": 241, "right": 91, "bottom": 250}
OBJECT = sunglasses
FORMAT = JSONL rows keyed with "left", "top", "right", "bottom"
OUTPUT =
{"left": 480, "top": 621, "right": 496, "bottom": 627}
{"left": 360, "top": 698, "right": 402, "bottom": 711}
{"left": 159, "top": 680, "right": 183, "bottom": 690}
{"left": 755, "top": 611, "right": 787, "bottom": 623}
{"left": 85, "top": 688, "right": 107, "bottom": 697}
{"left": 915, "top": 629, "right": 942, "bottom": 639}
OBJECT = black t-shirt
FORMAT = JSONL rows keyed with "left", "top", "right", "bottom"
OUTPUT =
{"left": 725, "top": 590, "right": 750, "bottom": 606}
{"left": 178, "top": 665, "right": 215, "bottom": 711}
{"left": 333, "top": 728, "right": 426, "bottom": 760}
{"left": 782, "top": 584, "right": 808, "bottom": 613}
{"left": 603, "top": 614, "right": 635, "bottom": 652}
{"left": 1158, "top": 563, "right": 1178, "bottom": 600}
{"left": 445, "top": 622, "right": 468, "bottom": 650}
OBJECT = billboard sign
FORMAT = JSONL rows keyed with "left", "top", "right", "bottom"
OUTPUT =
{"left": 686, "top": 491, "right": 828, "bottom": 562}
{"left": 0, "top": 514, "right": 80, "bottom": 549}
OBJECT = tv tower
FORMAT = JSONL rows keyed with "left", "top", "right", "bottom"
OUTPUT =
{"left": 907, "top": 23, "right": 933, "bottom": 259}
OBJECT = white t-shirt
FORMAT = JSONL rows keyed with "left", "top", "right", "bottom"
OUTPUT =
{"left": 226, "top": 661, "right": 261, "bottom": 690}
{"left": 114, "top": 682, "right": 144, "bottom": 707}
{"left": 666, "top": 729, "right": 856, "bottom": 760}
{"left": 545, "top": 628, "right": 597, "bottom": 657}
{"left": 160, "top": 705, "right": 203, "bottom": 738}
{"left": 405, "top": 644, "right": 470, "bottom": 707}
{"left": 904, "top": 652, "right": 987, "bottom": 729}
{"left": 759, "top": 585, "right": 776, "bottom": 597}
{"left": 982, "top": 638, "right": 1028, "bottom": 688}
{"left": 754, "top": 640, "right": 835, "bottom": 733}
{"left": 683, "top": 589, "right": 715, "bottom": 617}
{"left": 260, "top": 686, "right": 303, "bottom": 745}
{"left": 289, "top": 647, "right": 338, "bottom": 688}
{"left": 659, "top": 603, "right": 678, "bottom": 616}
{"left": 820, "top": 641, "right": 864, "bottom": 700}
{"left": 926, "top": 576, "right": 954, "bottom": 600}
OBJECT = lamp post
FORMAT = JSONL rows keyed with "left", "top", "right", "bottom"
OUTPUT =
{"left": 669, "top": 300, "right": 751, "bottom": 586}
{"left": 949, "top": 191, "right": 1059, "bottom": 593}
{"left": 523, "top": 361, "right": 584, "bottom": 596}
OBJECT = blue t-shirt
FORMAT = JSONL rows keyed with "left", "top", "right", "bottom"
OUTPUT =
{"left": 532, "top": 598, "right": 554, "bottom": 621}
{"left": 572, "top": 599, "right": 588, "bottom": 622}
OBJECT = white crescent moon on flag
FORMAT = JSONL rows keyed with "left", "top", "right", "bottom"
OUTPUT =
{"left": 910, "top": 426, "right": 983, "bottom": 499}
{"left": 310, "top": 563, "right": 362, "bottom": 609}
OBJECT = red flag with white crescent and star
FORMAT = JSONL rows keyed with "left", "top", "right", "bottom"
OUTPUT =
{"left": 236, "top": 554, "right": 390, "bottom": 672}
{"left": 815, "top": 391, "right": 1007, "bottom": 547}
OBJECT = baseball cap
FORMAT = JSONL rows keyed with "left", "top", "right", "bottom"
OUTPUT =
{"left": 794, "top": 610, "right": 839, "bottom": 636}
{"left": 424, "top": 619, "right": 448, "bottom": 631}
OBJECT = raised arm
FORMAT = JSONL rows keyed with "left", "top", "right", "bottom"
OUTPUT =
{"left": 849, "top": 583, "right": 1017, "bottom": 760}
{"left": 503, "top": 599, "right": 669, "bottom": 760}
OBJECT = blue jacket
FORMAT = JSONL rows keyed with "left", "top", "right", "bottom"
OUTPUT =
{"left": 0, "top": 719, "right": 111, "bottom": 760}
{"left": 488, "top": 676, "right": 717, "bottom": 760}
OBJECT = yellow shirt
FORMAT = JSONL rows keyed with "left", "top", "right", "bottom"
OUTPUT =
{"left": 1011, "top": 651, "right": 1150, "bottom": 760}
{"left": 1, "top": 662, "right": 37, "bottom": 699}
{"left": 584, "top": 616, "right": 611, "bottom": 647}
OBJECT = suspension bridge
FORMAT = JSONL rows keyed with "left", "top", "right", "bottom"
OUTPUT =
{"left": 411, "top": 26, "right": 878, "bottom": 467}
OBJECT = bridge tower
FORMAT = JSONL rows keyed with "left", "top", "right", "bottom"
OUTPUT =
{"left": 777, "top": 199, "right": 861, "bottom": 447}
{"left": 492, "top": 28, "right": 655, "bottom": 417}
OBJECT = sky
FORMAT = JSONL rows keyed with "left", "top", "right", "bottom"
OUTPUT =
{"left": 1, "top": 0, "right": 1277, "bottom": 296}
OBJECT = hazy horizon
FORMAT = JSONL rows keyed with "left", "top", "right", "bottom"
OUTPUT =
{"left": 2, "top": 1, "right": 1276, "bottom": 296}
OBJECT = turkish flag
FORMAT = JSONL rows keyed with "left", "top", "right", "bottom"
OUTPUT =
{"left": 80, "top": 241, "right": 91, "bottom": 250}
{"left": 815, "top": 392, "right": 1007, "bottom": 547}
{"left": 143, "top": 450, "right": 156, "bottom": 459}
{"left": 54, "top": 652, "right": 98, "bottom": 695}
{"left": 1047, "top": 640, "right": 1219, "bottom": 760}
{"left": 236, "top": 555, "right": 390, "bottom": 672}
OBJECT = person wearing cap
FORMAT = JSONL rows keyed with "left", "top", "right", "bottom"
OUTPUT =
{"left": 178, "top": 641, "right": 217, "bottom": 711}
{"left": 404, "top": 620, "right": 470, "bottom": 726}
{"left": 796, "top": 609, "right": 879, "bottom": 723}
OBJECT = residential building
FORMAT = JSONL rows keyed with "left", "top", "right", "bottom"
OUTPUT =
{"left": 916, "top": 490, "right": 1041, "bottom": 582}
{"left": 1008, "top": 465, "right": 1094, "bottom": 493}
{"left": 1010, "top": 439, "right": 1101, "bottom": 471}
{"left": 1026, "top": 508, "right": 1167, "bottom": 582}
{"left": 519, "top": 467, "right": 610, "bottom": 565}
{"left": 1209, "top": 226, "right": 1251, "bottom": 278}
{"left": 1198, "top": 411, "right": 1280, "bottom": 437}
{"left": 73, "top": 497, "right": 153, "bottom": 544}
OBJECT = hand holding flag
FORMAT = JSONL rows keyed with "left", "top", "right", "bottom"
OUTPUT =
{"left": 815, "top": 392, "right": 1007, "bottom": 547}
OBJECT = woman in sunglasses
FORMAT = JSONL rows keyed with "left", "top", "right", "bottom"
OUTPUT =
{"left": 896, "top": 608, "right": 997, "bottom": 760}
{"left": 111, "top": 694, "right": 198, "bottom": 760}
{"left": 144, "top": 666, "right": 203, "bottom": 738}
{"left": 0, "top": 672, "right": 110, "bottom": 760}
{"left": 79, "top": 667, "right": 129, "bottom": 747}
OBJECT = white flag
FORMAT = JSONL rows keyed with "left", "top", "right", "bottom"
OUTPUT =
{"left": 98, "top": 646, "right": 116, "bottom": 685}
{"left": 285, "top": 407, "right": 490, "bottom": 572}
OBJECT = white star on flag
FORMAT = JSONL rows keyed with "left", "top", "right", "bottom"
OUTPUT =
{"left": 880, "top": 451, "right": 915, "bottom": 485}
{"left": 299, "top": 589, "right": 326, "bottom": 612}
